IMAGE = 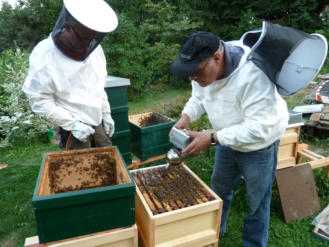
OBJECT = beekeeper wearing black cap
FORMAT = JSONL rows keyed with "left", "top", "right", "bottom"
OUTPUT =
{"left": 170, "top": 23, "right": 328, "bottom": 246}
{"left": 171, "top": 30, "right": 289, "bottom": 247}
{"left": 23, "top": 0, "right": 118, "bottom": 150}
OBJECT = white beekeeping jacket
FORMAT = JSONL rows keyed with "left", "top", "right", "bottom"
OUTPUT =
{"left": 182, "top": 41, "right": 289, "bottom": 152}
{"left": 22, "top": 35, "right": 111, "bottom": 129}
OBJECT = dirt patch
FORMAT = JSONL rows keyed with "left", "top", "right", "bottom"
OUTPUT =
{"left": 132, "top": 165, "right": 215, "bottom": 215}
{"left": 138, "top": 112, "right": 171, "bottom": 127}
{"left": 48, "top": 151, "right": 117, "bottom": 194}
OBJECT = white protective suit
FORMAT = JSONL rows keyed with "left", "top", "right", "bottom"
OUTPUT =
{"left": 23, "top": 35, "right": 113, "bottom": 135}
{"left": 182, "top": 41, "right": 289, "bottom": 152}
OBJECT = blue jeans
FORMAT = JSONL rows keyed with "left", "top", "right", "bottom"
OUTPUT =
{"left": 211, "top": 140, "right": 279, "bottom": 247}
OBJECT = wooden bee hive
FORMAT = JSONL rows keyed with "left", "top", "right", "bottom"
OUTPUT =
{"left": 131, "top": 164, "right": 222, "bottom": 247}
{"left": 32, "top": 146, "right": 136, "bottom": 243}
{"left": 24, "top": 224, "right": 138, "bottom": 247}
{"left": 277, "top": 124, "right": 302, "bottom": 169}
{"left": 129, "top": 112, "right": 176, "bottom": 161}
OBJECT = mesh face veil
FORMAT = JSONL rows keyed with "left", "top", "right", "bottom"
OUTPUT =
{"left": 52, "top": 7, "right": 107, "bottom": 61}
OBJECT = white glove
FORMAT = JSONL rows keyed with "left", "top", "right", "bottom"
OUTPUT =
{"left": 103, "top": 113, "right": 115, "bottom": 137}
{"left": 69, "top": 121, "right": 95, "bottom": 142}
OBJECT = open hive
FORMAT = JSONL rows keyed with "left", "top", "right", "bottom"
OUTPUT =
{"left": 33, "top": 146, "right": 135, "bottom": 243}
{"left": 129, "top": 112, "right": 176, "bottom": 161}
{"left": 131, "top": 164, "right": 222, "bottom": 247}
{"left": 46, "top": 150, "right": 118, "bottom": 194}
{"left": 132, "top": 165, "right": 215, "bottom": 215}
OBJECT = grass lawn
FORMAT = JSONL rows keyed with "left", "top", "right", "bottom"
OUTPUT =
{"left": 1, "top": 87, "right": 329, "bottom": 247}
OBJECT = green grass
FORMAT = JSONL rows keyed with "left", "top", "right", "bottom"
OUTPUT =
{"left": 0, "top": 141, "right": 60, "bottom": 247}
{"left": 128, "top": 86, "right": 191, "bottom": 114}
{"left": 1, "top": 88, "right": 329, "bottom": 246}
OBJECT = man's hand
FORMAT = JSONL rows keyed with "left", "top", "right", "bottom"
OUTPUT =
{"left": 170, "top": 114, "right": 190, "bottom": 137}
{"left": 103, "top": 113, "right": 115, "bottom": 137}
{"left": 70, "top": 121, "right": 95, "bottom": 142}
{"left": 181, "top": 131, "right": 211, "bottom": 156}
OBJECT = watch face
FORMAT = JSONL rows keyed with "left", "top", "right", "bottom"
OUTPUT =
{"left": 211, "top": 133, "right": 216, "bottom": 146}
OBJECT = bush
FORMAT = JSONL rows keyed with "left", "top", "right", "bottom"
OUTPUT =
{"left": 0, "top": 48, "right": 51, "bottom": 147}
{"left": 102, "top": 2, "right": 202, "bottom": 97}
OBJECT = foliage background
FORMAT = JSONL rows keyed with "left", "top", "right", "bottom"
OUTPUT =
{"left": 0, "top": 0, "right": 328, "bottom": 145}
{"left": 0, "top": 1, "right": 329, "bottom": 246}
{"left": 0, "top": 0, "right": 328, "bottom": 95}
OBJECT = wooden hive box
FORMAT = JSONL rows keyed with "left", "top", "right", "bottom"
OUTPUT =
{"left": 129, "top": 112, "right": 176, "bottom": 161}
{"left": 277, "top": 124, "right": 302, "bottom": 169}
{"left": 32, "top": 146, "right": 136, "bottom": 244}
{"left": 24, "top": 224, "right": 138, "bottom": 247}
{"left": 131, "top": 164, "right": 222, "bottom": 247}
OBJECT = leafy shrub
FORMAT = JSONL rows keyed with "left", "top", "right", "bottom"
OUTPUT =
{"left": 140, "top": 0, "right": 203, "bottom": 87}
{"left": 0, "top": 48, "right": 51, "bottom": 147}
{"left": 103, "top": 1, "right": 202, "bottom": 96}
{"left": 102, "top": 14, "right": 153, "bottom": 97}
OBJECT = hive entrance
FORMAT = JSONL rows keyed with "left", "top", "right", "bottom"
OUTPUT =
{"left": 132, "top": 166, "right": 215, "bottom": 215}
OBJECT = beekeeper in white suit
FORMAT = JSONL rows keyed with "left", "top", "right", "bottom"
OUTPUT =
{"left": 23, "top": 0, "right": 118, "bottom": 150}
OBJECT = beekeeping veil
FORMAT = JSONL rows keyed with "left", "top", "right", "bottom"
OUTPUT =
{"left": 52, "top": 0, "right": 118, "bottom": 61}
{"left": 241, "top": 21, "right": 328, "bottom": 96}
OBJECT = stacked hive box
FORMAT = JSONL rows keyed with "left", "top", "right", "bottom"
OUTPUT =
{"left": 129, "top": 112, "right": 176, "bottom": 161}
{"left": 105, "top": 76, "right": 132, "bottom": 165}
{"left": 32, "top": 147, "right": 135, "bottom": 243}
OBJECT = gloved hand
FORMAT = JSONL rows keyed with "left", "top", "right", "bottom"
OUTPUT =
{"left": 70, "top": 121, "right": 95, "bottom": 142}
{"left": 102, "top": 113, "right": 115, "bottom": 137}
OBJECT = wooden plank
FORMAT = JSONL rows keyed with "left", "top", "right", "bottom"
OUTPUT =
{"left": 298, "top": 150, "right": 325, "bottom": 162}
{"left": 308, "top": 157, "right": 329, "bottom": 169}
{"left": 298, "top": 151, "right": 321, "bottom": 161}
{"left": 156, "top": 229, "right": 217, "bottom": 247}
{"left": 297, "top": 143, "right": 309, "bottom": 152}
{"left": 277, "top": 158, "right": 296, "bottom": 170}
{"left": 276, "top": 164, "right": 321, "bottom": 223}
{"left": 24, "top": 225, "right": 138, "bottom": 247}
{"left": 128, "top": 154, "right": 166, "bottom": 169}
{"left": 279, "top": 132, "right": 298, "bottom": 145}
{"left": 278, "top": 144, "right": 296, "bottom": 162}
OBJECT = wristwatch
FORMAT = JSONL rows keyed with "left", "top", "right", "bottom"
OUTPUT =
{"left": 210, "top": 132, "right": 217, "bottom": 146}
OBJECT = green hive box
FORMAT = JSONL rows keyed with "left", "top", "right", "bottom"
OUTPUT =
{"left": 129, "top": 112, "right": 176, "bottom": 161}
{"left": 32, "top": 146, "right": 135, "bottom": 243}
{"left": 112, "top": 129, "right": 132, "bottom": 165}
{"left": 105, "top": 76, "right": 131, "bottom": 164}
{"left": 111, "top": 105, "right": 129, "bottom": 132}
{"left": 105, "top": 76, "right": 130, "bottom": 109}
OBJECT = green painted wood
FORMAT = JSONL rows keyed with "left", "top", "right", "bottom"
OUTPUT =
{"left": 105, "top": 86, "right": 128, "bottom": 108}
{"left": 130, "top": 115, "right": 176, "bottom": 161}
{"left": 121, "top": 152, "right": 132, "bottom": 166}
{"left": 111, "top": 106, "right": 129, "bottom": 132}
{"left": 112, "top": 130, "right": 130, "bottom": 155}
{"left": 32, "top": 147, "right": 136, "bottom": 243}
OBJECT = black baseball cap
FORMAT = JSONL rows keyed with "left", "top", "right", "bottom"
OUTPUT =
{"left": 171, "top": 31, "right": 220, "bottom": 79}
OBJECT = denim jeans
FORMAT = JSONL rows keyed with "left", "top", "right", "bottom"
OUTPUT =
{"left": 211, "top": 140, "right": 279, "bottom": 247}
